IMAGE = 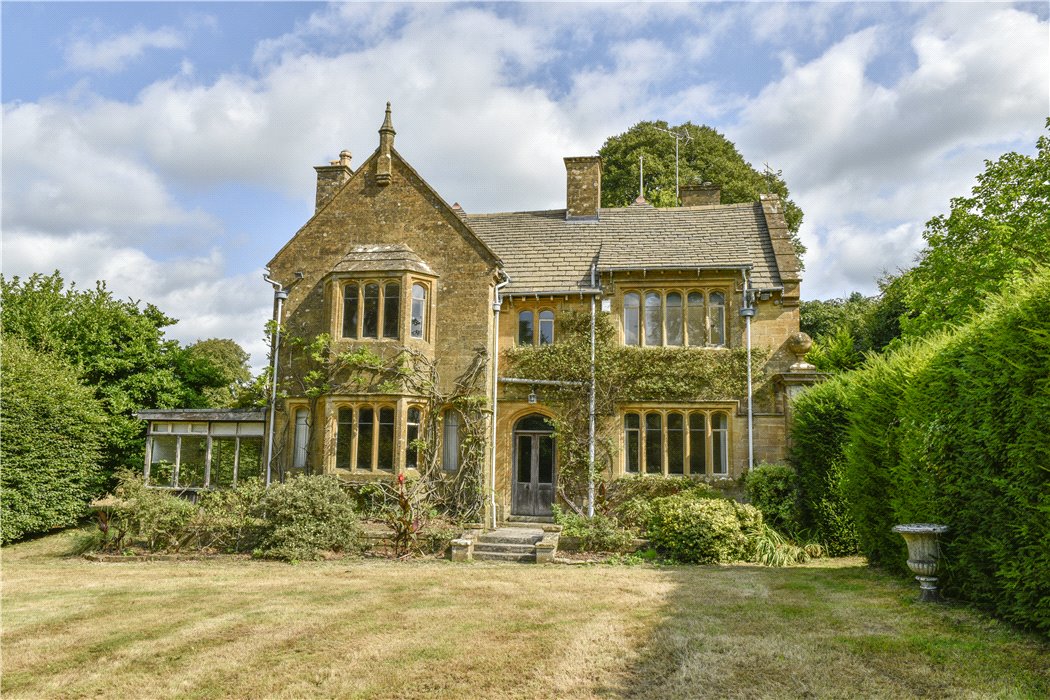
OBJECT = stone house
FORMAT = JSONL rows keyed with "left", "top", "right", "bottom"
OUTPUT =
{"left": 143, "top": 104, "right": 818, "bottom": 525}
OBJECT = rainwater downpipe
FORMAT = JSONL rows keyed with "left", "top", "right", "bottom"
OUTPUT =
{"left": 740, "top": 270, "right": 755, "bottom": 473}
{"left": 263, "top": 271, "right": 288, "bottom": 487}
{"left": 587, "top": 263, "right": 597, "bottom": 518}
{"left": 490, "top": 269, "right": 511, "bottom": 529}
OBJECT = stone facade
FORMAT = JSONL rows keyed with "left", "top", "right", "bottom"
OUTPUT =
{"left": 264, "top": 106, "right": 819, "bottom": 526}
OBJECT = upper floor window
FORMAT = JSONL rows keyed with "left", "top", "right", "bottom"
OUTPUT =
{"left": 623, "top": 409, "right": 729, "bottom": 476}
{"left": 518, "top": 308, "right": 555, "bottom": 346}
{"left": 342, "top": 281, "right": 401, "bottom": 340}
{"left": 411, "top": 283, "right": 428, "bottom": 339}
{"left": 623, "top": 289, "right": 727, "bottom": 348}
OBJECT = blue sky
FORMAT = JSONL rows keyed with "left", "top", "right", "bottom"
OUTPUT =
{"left": 3, "top": 2, "right": 1047, "bottom": 369}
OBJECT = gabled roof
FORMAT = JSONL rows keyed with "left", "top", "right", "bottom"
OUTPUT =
{"left": 330, "top": 243, "right": 437, "bottom": 276}
{"left": 465, "top": 201, "right": 783, "bottom": 294}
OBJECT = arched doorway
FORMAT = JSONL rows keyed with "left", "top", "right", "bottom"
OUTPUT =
{"left": 512, "top": 413, "right": 556, "bottom": 517}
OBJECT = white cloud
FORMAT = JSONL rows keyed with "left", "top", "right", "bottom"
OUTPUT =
{"left": 732, "top": 4, "right": 1048, "bottom": 298}
{"left": 1, "top": 230, "right": 274, "bottom": 371}
{"left": 65, "top": 26, "right": 185, "bottom": 73}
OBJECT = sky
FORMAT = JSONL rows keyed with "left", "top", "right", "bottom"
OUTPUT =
{"left": 3, "top": 1, "right": 1048, "bottom": 371}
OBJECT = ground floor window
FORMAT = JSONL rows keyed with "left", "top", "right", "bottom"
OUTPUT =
{"left": 334, "top": 403, "right": 422, "bottom": 473}
{"left": 623, "top": 409, "right": 729, "bottom": 476}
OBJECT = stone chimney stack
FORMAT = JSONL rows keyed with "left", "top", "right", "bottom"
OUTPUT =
{"left": 680, "top": 182, "right": 721, "bottom": 206}
{"left": 314, "top": 150, "right": 352, "bottom": 212}
{"left": 564, "top": 156, "right": 603, "bottom": 220}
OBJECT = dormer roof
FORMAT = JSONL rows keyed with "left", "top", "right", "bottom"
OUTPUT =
{"left": 330, "top": 243, "right": 437, "bottom": 277}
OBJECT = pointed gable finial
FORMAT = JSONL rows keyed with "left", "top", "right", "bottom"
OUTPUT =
{"left": 376, "top": 101, "right": 395, "bottom": 186}
{"left": 380, "top": 101, "right": 395, "bottom": 136}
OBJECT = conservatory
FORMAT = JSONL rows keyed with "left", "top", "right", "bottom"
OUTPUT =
{"left": 136, "top": 409, "right": 265, "bottom": 491}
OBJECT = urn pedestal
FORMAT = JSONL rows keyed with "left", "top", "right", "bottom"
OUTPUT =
{"left": 892, "top": 524, "right": 948, "bottom": 602}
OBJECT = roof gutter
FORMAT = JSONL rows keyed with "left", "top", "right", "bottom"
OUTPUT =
{"left": 600, "top": 263, "right": 753, "bottom": 273}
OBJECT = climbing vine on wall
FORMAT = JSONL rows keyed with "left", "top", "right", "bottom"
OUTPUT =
{"left": 505, "top": 311, "right": 769, "bottom": 506}
{"left": 278, "top": 330, "right": 490, "bottom": 520}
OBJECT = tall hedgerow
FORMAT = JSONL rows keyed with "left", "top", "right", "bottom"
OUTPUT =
{"left": 1, "top": 337, "right": 106, "bottom": 543}
{"left": 788, "top": 378, "right": 858, "bottom": 555}
{"left": 799, "top": 269, "right": 1050, "bottom": 633}
{"left": 894, "top": 271, "right": 1050, "bottom": 632}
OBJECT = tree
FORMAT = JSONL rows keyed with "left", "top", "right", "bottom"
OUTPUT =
{"left": 0, "top": 272, "right": 238, "bottom": 472}
{"left": 1, "top": 337, "right": 107, "bottom": 543}
{"left": 183, "top": 338, "right": 252, "bottom": 408}
{"left": 800, "top": 280, "right": 906, "bottom": 371}
{"left": 598, "top": 120, "right": 805, "bottom": 261}
{"left": 899, "top": 122, "right": 1050, "bottom": 338}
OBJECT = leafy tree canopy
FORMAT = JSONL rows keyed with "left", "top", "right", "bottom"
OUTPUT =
{"left": 184, "top": 338, "right": 252, "bottom": 408}
{"left": 0, "top": 271, "right": 246, "bottom": 470}
{"left": 898, "top": 122, "right": 1050, "bottom": 338}
{"left": 598, "top": 120, "right": 805, "bottom": 261}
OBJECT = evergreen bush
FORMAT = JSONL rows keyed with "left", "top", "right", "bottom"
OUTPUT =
{"left": 1, "top": 338, "right": 107, "bottom": 543}
{"left": 743, "top": 463, "right": 799, "bottom": 533}
{"left": 256, "top": 475, "right": 364, "bottom": 561}
{"left": 552, "top": 507, "right": 635, "bottom": 553}
{"left": 788, "top": 378, "right": 859, "bottom": 555}
{"left": 646, "top": 492, "right": 762, "bottom": 564}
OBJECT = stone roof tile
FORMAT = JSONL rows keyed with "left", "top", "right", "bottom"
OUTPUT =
{"left": 464, "top": 203, "right": 782, "bottom": 294}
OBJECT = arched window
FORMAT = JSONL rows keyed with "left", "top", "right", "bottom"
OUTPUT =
{"left": 645, "top": 412, "right": 662, "bottom": 474}
{"left": 667, "top": 412, "right": 685, "bottom": 474}
{"left": 383, "top": 282, "right": 400, "bottom": 339}
{"left": 406, "top": 407, "right": 421, "bottom": 469}
{"left": 293, "top": 409, "right": 309, "bottom": 470}
{"left": 539, "top": 310, "right": 555, "bottom": 345}
{"left": 644, "top": 292, "right": 662, "bottom": 346}
{"left": 411, "top": 283, "right": 427, "bottom": 339}
{"left": 362, "top": 283, "right": 380, "bottom": 338}
{"left": 518, "top": 310, "right": 534, "bottom": 345}
{"left": 342, "top": 285, "right": 359, "bottom": 339}
{"left": 624, "top": 413, "right": 640, "bottom": 473}
{"left": 442, "top": 410, "right": 461, "bottom": 473}
{"left": 623, "top": 293, "right": 640, "bottom": 346}
{"left": 687, "top": 292, "right": 705, "bottom": 346}
{"left": 377, "top": 407, "right": 395, "bottom": 471}
{"left": 712, "top": 412, "right": 728, "bottom": 475}
{"left": 665, "top": 292, "right": 683, "bottom": 346}
{"left": 689, "top": 413, "right": 706, "bottom": 475}
{"left": 709, "top": 292, "right": 726, "bottom": 346}
{"left": 357, "top": 407, "right": 374, "bottom": 470}
{"left": 336, "top": 407, "right": 353, "bottom": 471}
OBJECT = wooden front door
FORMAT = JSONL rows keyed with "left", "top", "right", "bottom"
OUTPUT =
{"left": 512, "top": 414, "right": 555, "bottom": 517}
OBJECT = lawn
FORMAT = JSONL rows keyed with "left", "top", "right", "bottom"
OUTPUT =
{"left": 2, "top": 532, "right": 1047, "bottom": 699}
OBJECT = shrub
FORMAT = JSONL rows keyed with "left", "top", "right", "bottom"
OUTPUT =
{"left": 195, "top": 479, "right": 267, "bottom": 552}
{"left": 603, "top": 475, "right": 715, "bottom": 529}
{"left": 553, "top": 507, "right": 636, "bottom": 553}
{"left": 1, "top": 337, "right": 106, "bottom": 543}
{"left": 109, "top": 476, "right": 198, "bottom": 551}
{"left": 788, "top": 378, "right": 859, "bottom": 556}
{"left": 646, "top": 492, "right": 762, "bottom": 564}
{"left": 744, "top": 463, "right": 798, "bottom": 533}
{"left": 256, "top": 475, "right": 363, "bottom": 561}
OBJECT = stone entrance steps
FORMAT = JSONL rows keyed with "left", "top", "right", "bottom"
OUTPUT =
{"left": 472, "top": 528, "right": 544, "bottom": 563}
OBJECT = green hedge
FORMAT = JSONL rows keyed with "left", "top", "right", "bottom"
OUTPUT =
{"left": 788, "top": 379, "right": 858, "bottom": 555}
{"left": 743, "top": 463, "right": 799, "bottom": 534}
{"left": 790, "top": 269, "right": 1050, "bottom": 633}
{"left": 1, "top": 338, "right": 106, "bottom": 543}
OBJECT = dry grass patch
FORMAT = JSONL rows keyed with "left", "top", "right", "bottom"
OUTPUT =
{"left": 3, "top": 532, "right": 1047, "bottom": 699}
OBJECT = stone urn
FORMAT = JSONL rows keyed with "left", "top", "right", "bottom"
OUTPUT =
{"left": 786, "top": 332, "right": 816, "bottom": 371}
{"left": 892, "top": 523, "right": 949, "bottom": 602}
